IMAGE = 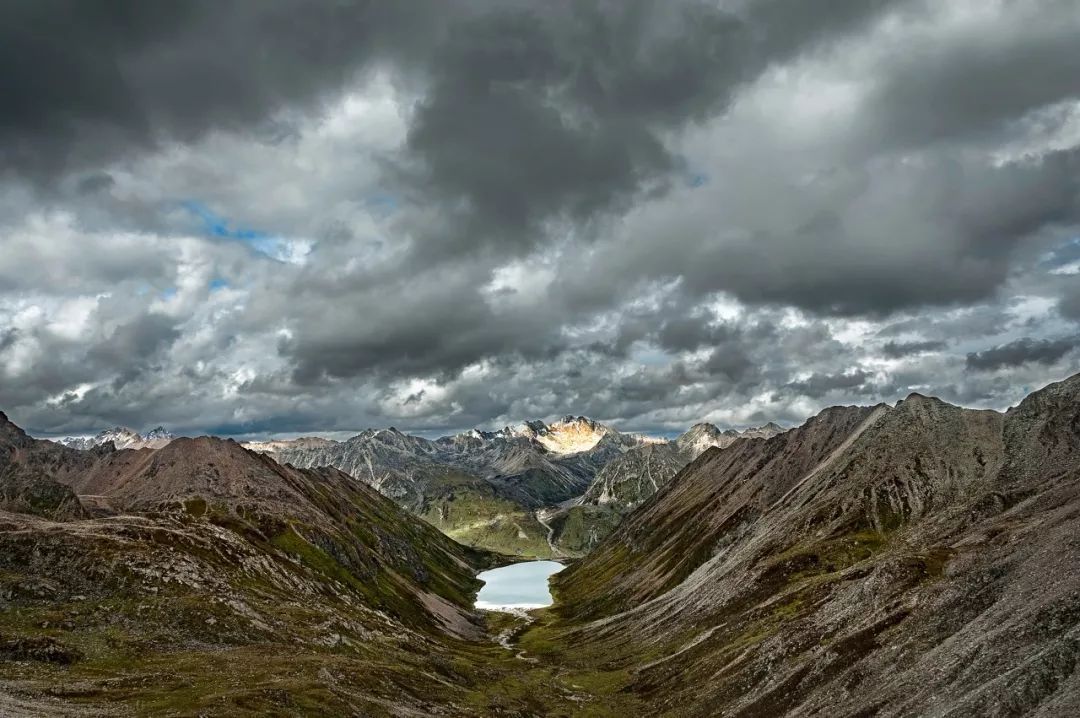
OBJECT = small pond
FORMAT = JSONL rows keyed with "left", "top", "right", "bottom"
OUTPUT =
{"left": 475, "top": 560, "right": 565, "bottom": 611}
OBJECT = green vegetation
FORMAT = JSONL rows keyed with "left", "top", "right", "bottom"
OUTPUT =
{"left": 548, "top": 504, "right": 622, "bottom": 556}
{"left": 418, "top": 485, "right": 555, "bottom": 558}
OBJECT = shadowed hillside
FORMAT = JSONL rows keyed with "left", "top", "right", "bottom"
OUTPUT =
{"left": 522, "top": 374, "right": 1080, "bottom": 716}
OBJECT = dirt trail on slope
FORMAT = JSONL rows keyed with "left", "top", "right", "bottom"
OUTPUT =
{"left": 535, "top": 509, "right": 564, "bottom": 558}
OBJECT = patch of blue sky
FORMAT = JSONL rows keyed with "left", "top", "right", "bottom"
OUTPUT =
{"left": 181, "top": 200, "right": 303, "bottom": 262}
{"left": 208, "top": 277, "right": 229, "bottom": 292}
{"left": 1041, "top": 236, "right": 1080, "bottom": 274}
{"left": 630, "top": 346, "right": 673, "bottom": 367}
{"left": 687, "top": 172, "right": 709, "bottom": 188}
{"left": 365, "top": 192, "right": 400, "bottom": 217}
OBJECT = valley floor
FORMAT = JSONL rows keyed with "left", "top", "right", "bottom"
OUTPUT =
{"left": 0, "top": 606, "right": 635, "bottom": 717}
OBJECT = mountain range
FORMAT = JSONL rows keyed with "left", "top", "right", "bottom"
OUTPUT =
{"left": 53, "top": 415, "right": 782, "bottom": 558}
{"left": 56, "top": 426, "right": 175, "bottom": 451}
{"left": 4, "top": 373, "right": 1079, "bottom": 714}
{"left": 245, "top": 416, "right": 781, "bottom": 557}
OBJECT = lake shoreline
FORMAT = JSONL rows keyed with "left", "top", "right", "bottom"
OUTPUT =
{"left": 474, "top": 560, "right": 565, "bottom": 613}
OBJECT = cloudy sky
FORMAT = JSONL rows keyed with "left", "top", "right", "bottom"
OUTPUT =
{"left": 2, "top": 0, "right": 1079, "bottom": 439}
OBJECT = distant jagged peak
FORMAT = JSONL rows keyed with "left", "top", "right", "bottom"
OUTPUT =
{"left": 57, "top": 425, "right": 175, "bottom": 451}
{"left": 142, "top": 426, "right": 173, "bottom": 441}
{"left": 553, "top": 415, "right": 606, "bottom": 430}
{"left": 241, "top": 435, "right": 338, "bottom": 453}
{"left": 675, "top": 420, "right": 783, "bottom": 455}
{"left": 501, "top": 415, "right": 616, "bottom": 454}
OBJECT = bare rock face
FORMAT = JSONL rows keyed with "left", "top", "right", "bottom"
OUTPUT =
{"left": 549, "top": 374, "right": 1080, "bottom": 716}
{"left": 1, "top": 412, "right": 88, "bottom": 519}
{"left": 548, "top": 422, "right": 784, "bottom": 555}
{"left": 506, "top": 415, "right": 615, "bottom": 454}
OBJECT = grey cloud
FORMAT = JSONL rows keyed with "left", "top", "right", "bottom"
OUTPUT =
{"left": 4, "top": 0, "right": 1080, "bottom": 439}
{"left": 861, "top": 1, "right": 1080, "bottom": 151}
{"left": 882, "top": 340, "right": 947, "bottom": 358}
{"left": 786, "top": 370, "right": 872, "bottom": 399}
{"left": 398, "top": 0, "right": 913, "bottom": 264}
{"left": 1060, "top": 284, "right": 1080, "bottom": 321}
{"left": 657, "top": 315, "right": 736, "bottom": 353}
{"left": 0, "top": 0, "right": 444, "bottom": 178}
{"left": 87, "top": 313, "right": 181, "bottom": 365}
{"left": 966, "top": 336, "right": 1079, "bottom": 372}
{"left": 701, "top": 347, "right": 755, "bottom": 383}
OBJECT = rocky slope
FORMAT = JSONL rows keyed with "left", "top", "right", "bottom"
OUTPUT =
{"left": 2, "top": 412, "right": 593, "bottom": 715}
{"left": 548, "top": 422, "right": 783, "bottom": 554}
{"left": 519, "top": 373, "right": 1080, "bottom": 716}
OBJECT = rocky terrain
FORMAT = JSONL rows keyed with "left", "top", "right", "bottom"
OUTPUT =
{"left": 0, "top": 408, "right": 710, "bottom": 717}
{"left": 56, "top": 415, "right": 779, "bottom": 559}
{"left": 3, "top": 373, "right": 1079, "bottom": 715}
{"left": 245, "top": 416, "right": 781, "bottom": 558}
{"left": 517, "top": 372, "right": 1080, "bottom": 716}
{"left": 1, "top": 412, "right": 617, "bottom": 716}
{"left": 547, "top": 422, "right": 783, "bottom": 554}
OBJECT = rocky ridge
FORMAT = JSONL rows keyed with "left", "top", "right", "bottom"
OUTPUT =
{"left": 525, "top": 373, "right": 1080, "bottom": 716}
{"left": 546, "top": 421, "right": 784, "bottom": 554}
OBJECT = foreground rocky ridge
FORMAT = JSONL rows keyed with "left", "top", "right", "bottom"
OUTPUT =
{"left": 523, "top": 373, "right": 1080, "bottom": 716}
{"left": 0, "top": 415, "right": 548, "bottom": 714}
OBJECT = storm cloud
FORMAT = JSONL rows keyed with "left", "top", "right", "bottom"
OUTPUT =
{"left": 966, "top": 336, "right": 1080, "bottom": 372}
{"left": 2, "top": 0, "right": 1079, "bottom": 438}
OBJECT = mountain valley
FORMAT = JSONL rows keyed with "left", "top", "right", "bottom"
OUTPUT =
{"left": 3, "top": 374, "right": 1079, "bottom": 715}
{"left": 238, "top": 415, "right": 775, "bottom": 558}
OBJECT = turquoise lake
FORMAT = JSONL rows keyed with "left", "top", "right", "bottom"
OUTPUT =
{"left": 475, "top": 560, "right": 565, "bottom": 610}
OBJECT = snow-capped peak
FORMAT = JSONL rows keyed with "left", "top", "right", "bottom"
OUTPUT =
{"left": 57, "top": 426, "right": 175, "bottom": 451}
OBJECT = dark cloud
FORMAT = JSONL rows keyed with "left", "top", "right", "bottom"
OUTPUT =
{"left": 657, "top": 315, "right": 736, "bottom": 353}
{"left": 966, "top": 336, "right": 1079, "bottom": 372}
{"left": 861, "top": 1, "right": 1080, "bottom": 151}
{"left": 88, "top": 313, "right": 181, "bottom": 365}
{"left": 1060, "top": 284, "right": 1080, "bottom": 321}
{"left": 0, "top": 0, "right": 442, "bottom": 178}
{"left": 882, "top": 340, "right": 947, "bottom": 358}
{"left": 3, "top": 0, "right": 1080, "bottom": 438}
{"left": 786, "top": 370, "right": 872, "bottom": 399}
